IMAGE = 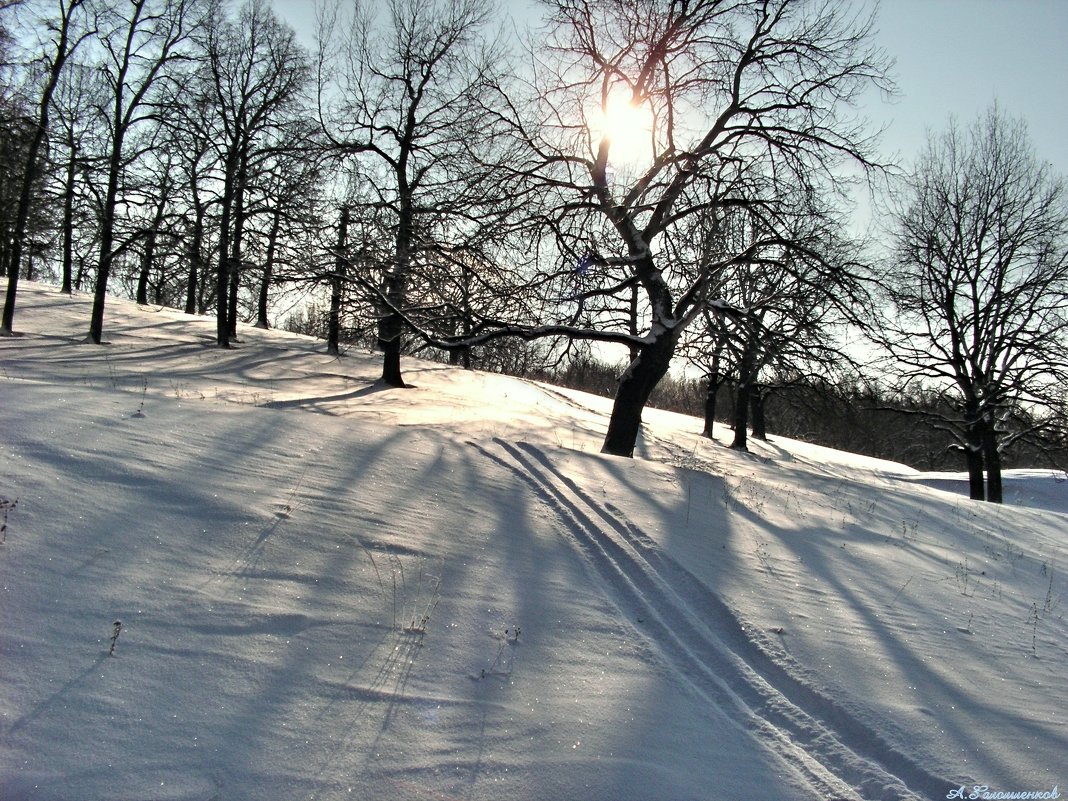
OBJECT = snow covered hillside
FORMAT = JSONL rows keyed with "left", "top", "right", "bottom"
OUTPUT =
{"left": 2, "top": 283, "right": 1066, "bottom": 801}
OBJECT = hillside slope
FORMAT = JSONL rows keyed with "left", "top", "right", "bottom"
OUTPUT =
{"left": 2, "top": 284, "right": 1065, "bottom": 801}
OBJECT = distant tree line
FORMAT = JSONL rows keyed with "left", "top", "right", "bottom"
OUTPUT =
{"left": 2, "top": 0, "right": 1066, "bottom": 501}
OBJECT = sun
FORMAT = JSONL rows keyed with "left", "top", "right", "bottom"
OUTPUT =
{"left": 589, "top": 90, "right": 654, "bottom": 169}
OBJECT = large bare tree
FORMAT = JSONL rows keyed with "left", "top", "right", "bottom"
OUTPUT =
{"left": 879, "top": 106, "right": 1068, "bottom": 502}
{"left": 462, "top": 0, "right": 892, "bottom": 457}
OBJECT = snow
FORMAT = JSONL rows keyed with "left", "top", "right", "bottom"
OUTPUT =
{"left": 1, "top": 282, "right": 1065, "bottom": 801}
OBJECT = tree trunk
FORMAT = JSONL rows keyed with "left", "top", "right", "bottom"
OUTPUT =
{"left": 185, "top": 224, "right": 201, "bottom": 315}
{"left": 980, "top": 417, "right": 1003, "bottom": 504}
{"left": 731, "top": 347, "right": 757, "bottom": 451}
{"left": 601, "top": 331, "right": 676, "bottom": 457}
{"left": 185, "top": 256, "right": 198, "bottom": 315}
{"left": 136, "top": 195, "right": 166, "bottom": 305}
{"left": 731, "top": 381, "right": 751, "bottom": 451}
{"left": 379, "top": 299, "right": 405, "bottom": 386}
{"left": 378, "top": 190, "right": 412, "bottom": 388}
{"left": 702, "top": 369, "right": 722, "bottom": 439}
{"left": 215, "top": 249, "right": 230, "bottom": 346}
{"left": 750, "top": 384, "right": 768, "bottom": 441}
{"left": 215, "top": 151, "right": 237, "bottom": 347}
{"left": 227, "top": 159, "right": 247, "bottom": 340}
{"left": 964, "top": 423, "right": 986, "bottom": 501}
{"left": 61, "top": 144, "right": 77, "bottom": 295}
{"left": 227, "top": 257, "right": 240, "bottom": 337}
{"left": 457, "top": 262, "right": 472, "bottom": 369}
{"left": 135, "top": 241, "right": 151, "bottom": 305}
{"left": 24, "top": 249, "right": 36, "bottom": 281}
{"left": 326, "top": 206, "right": 348, "bottom": 354}
{"left": 74, "top": 253, "right": 87, "bottom": 291}
{"left": 88, "top": 139, "right": 124, "bottom": 344}
{"left": 256, "top": 206, "right": 283, "bottom": 329}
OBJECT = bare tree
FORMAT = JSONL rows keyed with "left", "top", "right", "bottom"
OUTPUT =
{"left": 162, "top": 81, "right": 214, "bottom": 314}
{"left": 316, "top": 0, "right": 509, "bottom": 386}
{"left": 249, "top": 136, "right": 330, "bottom": 331}
{"left": 457, "top": 0, "right": 891, "bottom": 457}
{"left": 671, "top": 196, "right": 863, "bottom": 449}
{"left": 130, "top": 142, "right": 182, "bottom": 305}
{"left": 1, "top": 0, "right": 92, "bottom": 335}
{"left": 48, "top": 59, "right": 105, "bottom": 294}
{"left": 198, "top": 0, "right": 309, "bottom": 347}
{"left": 86, "top": 0, "right": 206, "bottom": 344}
{"left": 878, "top": 106, "right": 1068, "bottom": 502}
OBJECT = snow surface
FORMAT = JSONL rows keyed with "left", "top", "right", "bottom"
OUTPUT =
{"left": 1, "top": 283, "right": 1066, "bottom": 801}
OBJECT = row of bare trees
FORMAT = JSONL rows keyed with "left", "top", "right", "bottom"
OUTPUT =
{"left": 2, "top": 0, "right": 1066, "bottom": 501}
{"left": 1, "top": 0, "right": 326, "bottom": 348}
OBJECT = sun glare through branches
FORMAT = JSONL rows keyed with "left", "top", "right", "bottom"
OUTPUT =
{"left": 588, "top": 88, "right": 654, "bottom": 169}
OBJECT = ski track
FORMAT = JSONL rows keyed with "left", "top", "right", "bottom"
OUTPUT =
{"left": 471, "top": 438, "right": 952, "bottom": 801}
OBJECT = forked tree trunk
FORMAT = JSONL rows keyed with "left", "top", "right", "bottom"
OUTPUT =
{"left": 963, "top": 425, "right": 986, "bottom": 501}
{"left": 980, "top": 417, "right": 1003, "bottom": 504}
{"left": 74, "top": 255, "right": 87, "bottom": 290}
{"left": 136, "top": 194, "right": 167, "bottom": 305}
{"left": 702, "top": 369, "right": 722, "bottom": 439}
{"left": 750, "top": 384, "right": 768, "bottom": 441}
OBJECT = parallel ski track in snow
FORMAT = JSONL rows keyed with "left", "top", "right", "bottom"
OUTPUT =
{"left": 472, "top": 438, "right": 951, "bottom": 801}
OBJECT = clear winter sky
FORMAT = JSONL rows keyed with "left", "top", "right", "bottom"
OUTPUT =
{"left": 274, "top": 0, "right": 1068, "bottom": 181}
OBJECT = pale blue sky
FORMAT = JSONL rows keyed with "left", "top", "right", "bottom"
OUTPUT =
{"left": 274, "top": 0, "right": 1068, "bottom": 176}
{"left": 872, "top": 0, "right": 1067, "bottom": 175}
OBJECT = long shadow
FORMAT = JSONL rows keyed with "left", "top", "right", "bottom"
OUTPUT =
{"left": 8, "top": 655, "right": 108, "bottom": 734}
{"left": 261, "top": 380, "right": 393, "bottom": 411}
{"left": 705, "top": 453, "right": 1067, "bottom": 789}
{"left": 496, "top": 439, "right": 951, "bottom": 800}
